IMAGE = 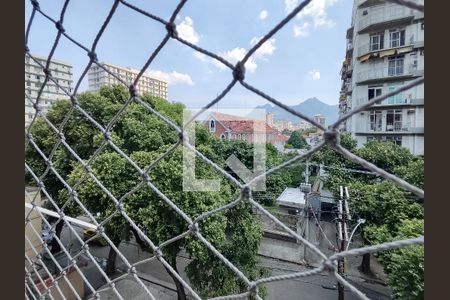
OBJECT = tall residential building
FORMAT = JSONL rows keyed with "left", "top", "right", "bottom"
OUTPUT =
{"left": 339, "top": 0, "right": 424, "bottom": 155}
{"left": 25, "top": 55, "right": 73, "bottom": 126}
{"left": 87, "top": 62, "right": 168, "bottom": 100}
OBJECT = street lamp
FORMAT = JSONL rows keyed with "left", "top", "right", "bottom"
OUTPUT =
{"left": 345, "top": 218, "right": 366, "bottom": 251}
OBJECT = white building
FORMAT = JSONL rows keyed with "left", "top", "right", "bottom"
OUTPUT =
{"left": 339, "top": 0, "right": 424, "bottom": 155}
{"left": 87, "top": 62, "right": 168, "bottom": 100}
{"left": 25, "top": 55, "right": 73, "bottom": 126}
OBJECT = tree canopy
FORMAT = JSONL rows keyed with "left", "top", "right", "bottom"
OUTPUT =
{"left": 25, "top": 85, "right": 270, "bottom": 299}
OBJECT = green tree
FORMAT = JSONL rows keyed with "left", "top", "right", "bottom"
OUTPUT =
{"left": 26, "top": 85, "right": 267, "bottom": 299}
{"left": 286, "top": 131, "right": 307, "bottom": 149}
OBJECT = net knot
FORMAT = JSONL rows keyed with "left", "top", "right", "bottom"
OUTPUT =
{"left": 55, "top": 21, "right": 65, "bottom": 33}
{"left": 324, "top": 129, "right": 340, "bottom": 148}
{"left": 165, "top": 22, "right": 178, "bottom": 39}
{"left": 31, "top": 0, "right": 40, "bottom": 9}
{"left": 241, "top": 186, "right": 251, "bottom": 200}
{"left": 233, "top": 61, "right": 245, "bottom": 81}
{"left": 88, "top": 51, "right": 98, "bottom": 62}
{"left": 129, "top": 84, "right": 137, "bottom": 98}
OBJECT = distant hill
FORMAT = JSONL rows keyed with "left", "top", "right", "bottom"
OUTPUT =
{"left": 256, "top": 97, "right": 339, "bottom": 126}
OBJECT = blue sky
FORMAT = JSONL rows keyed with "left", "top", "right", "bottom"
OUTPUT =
{"left": 25, "top": 0, "right": 353, "bottom": 109}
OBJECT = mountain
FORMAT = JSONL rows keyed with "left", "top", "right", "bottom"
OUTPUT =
{"left": 256, "top": 97, "right": 339, "bottom": 126}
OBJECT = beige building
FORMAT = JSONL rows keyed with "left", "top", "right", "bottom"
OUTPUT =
{"left": 88, "top": 62, "right": 168, "bottom": 99}
{"left": 25, "top": 55, "right": 73, "bottom": 126}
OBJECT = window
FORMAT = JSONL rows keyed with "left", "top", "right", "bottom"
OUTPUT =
{"left": 368, "top": 86, "right": 382, "bottom": 101}
{"left": 220, "top": 134, "right": 226, "bottom": 140}
{"left": 242, "top": 134, "right": 247, "bottom": 141}
{"left": 384, "top": 136, "right": 402, "bottom": 146}
{"left": 209, "top": 120, "right": 216, "bottom": 132}
{"left": 232, "top": 133, "right": 237, "bottom": 139}
{"left": 388, "top": 55, "right": 404, "bottom": 76}
{"left": 390, "top": 29, "right": 406, "bottom": 48}
{"left": 387, "top": 83, "right": 407, "bottom": 104}
{"left": 386, "top": 110, "right": 402, "bottom": 131}
{"left": 369, "top": 32, "right": 384, "bottom": 51}
{"left": 238, "top": 134, "right": 241, "bottom": 140}
{"left": 362, "top": 10, "right": 368, "bottom": 16}
{"left": 369, "top": 111, "right": 382, "bottom": 131}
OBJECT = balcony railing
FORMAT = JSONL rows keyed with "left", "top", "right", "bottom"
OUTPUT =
{"left": 357, "top": 64, "right": 420, "bottom": 83}
{"left": 358, "top": 6, "right": 414, "bottom": 32}
{"left": 357, "top": 35, "right": 416, "bottom": 57}
{"left": 362, "top": 121, "right": 424, "bottom": 134}
{"left": 356, "top": 95, "right": 424, "bottom": 108}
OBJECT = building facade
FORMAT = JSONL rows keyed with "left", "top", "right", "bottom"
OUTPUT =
{"left": 205, "top": 112, "right": 289, "bottom": 151}
{"left": 25, "top": 55, "right": 73, "bottom": 126}
{"left": 87, "top": 62, "right": 168, "bottom": 100}
{"left": 339, "top": 0, "right": 424, "bottom": 155}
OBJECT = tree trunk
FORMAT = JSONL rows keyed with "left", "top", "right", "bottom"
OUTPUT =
{"left": 106, "top": 240, "right": 121, "bottom": 276}
{"left": 50, "top": 221, "right": 64, "bottom": 254}
{"left": 131, "top": 228, "right": 186, "bottom": 299}
{"left": 164, "top": 256, "right": 187, "bottom": 300}
{"left": 360, "top": 253, "right": 371, "bottom": 274}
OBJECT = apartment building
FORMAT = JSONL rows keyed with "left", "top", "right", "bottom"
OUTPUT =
{"left": 339, "top": 0, "right": 424, "bottom": 155}
{"left": 25, "top": 55, "right": 73, "bottom": 126}
{"left": 87, "top": 62, "right": 168, "bottom": 100}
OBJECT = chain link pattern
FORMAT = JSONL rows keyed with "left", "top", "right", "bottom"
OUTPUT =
{"left": 25, "top": 0, "right": 425, "bottom": 299}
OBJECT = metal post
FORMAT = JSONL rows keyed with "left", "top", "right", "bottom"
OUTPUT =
{"left": 337, "top": 186, "right": 345, "bottom": 300}
{"left": 304, "top": 192, "right": 309, "bottom": 262}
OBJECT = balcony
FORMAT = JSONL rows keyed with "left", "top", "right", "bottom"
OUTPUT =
{"left": 356, "top": 64, "right": 422, "bottom": 85}
{"left": 356, "top": 94, "right": 424, "bottom": 108}
{"left": 358, "top": 6, "right": 416, "bottom": 34}
{"left": 357, "top": 122, "right": 424, "bottom": 135}
{"left": 357, "top": 35, "right": 420, "bottom": 58}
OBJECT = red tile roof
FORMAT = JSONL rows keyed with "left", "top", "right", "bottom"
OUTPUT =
{"left": 210, "top": 112, "right": 277, "bottom": 134}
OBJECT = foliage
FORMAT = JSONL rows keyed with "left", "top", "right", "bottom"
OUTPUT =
{"left": 286, "top": 131, "right": 308, "bottom": 149}
{"left": 26, "top": 85, "right": 269, "bottom": 298}
{"left": 314, "top": 135, "right": 424, "bottom": 299}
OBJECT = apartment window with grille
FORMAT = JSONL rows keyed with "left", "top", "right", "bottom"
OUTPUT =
{"left": 390, "top": 28, "right": 406, "bottom": 48}
{"left": 386, "top": 110, "right": 403, "bottom": 131}
{"left": 388, "top": 55, "right": 404, "bottom": 76}
{"left": 370, "top": 32, "right": 384, "bottom": 51}
{"left": 369, "top": 111, "right": 382, "bottom": 131}
{"left": 238, "top": 134, "right": 241, "bottom": 140}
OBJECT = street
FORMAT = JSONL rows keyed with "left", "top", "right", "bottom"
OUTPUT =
{"left": 54, "top": 221, "right": 392, "bottom": 299}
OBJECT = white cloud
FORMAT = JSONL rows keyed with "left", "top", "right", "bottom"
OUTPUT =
{"left": 285, "top": 0, "right": 298, "bottom": 13}
{"left": 259, "top": 10, "right": 268, "bottom": 20}
{"left": 250, "top": 37, "right": 276, "bottom": 59}
{"left": 146, "top": 70, "right": 194, "bottom": 85}
{"left": 176, "top": 16, "right": 200, "bottom": 44}
{"left": 293, "top": 22, "right": 310, "bottom": 38}
{"left": 286, "top": 0, "right": 338, "bottom": 29}
{"left": 307, "top": 69, "right": 321, "bottom": 80}
{"left": 298, "top": 0, "right": 338, "bottom": 28}
{"left": 208, "top": 37, "right": 276, "bottom": 73}
{"left": 215, "top": 47, "right": 258, "bottom": 73}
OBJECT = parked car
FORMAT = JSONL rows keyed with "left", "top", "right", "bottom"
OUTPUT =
{"left": 83, "top": 228, "right": 108, "bottom": 246}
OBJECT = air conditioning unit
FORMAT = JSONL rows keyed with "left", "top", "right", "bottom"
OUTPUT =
{"left": 407, "top": 109, "right": 415, "bottom": 114}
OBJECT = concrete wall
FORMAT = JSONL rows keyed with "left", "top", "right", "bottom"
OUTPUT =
{"left": 25, "top": 188, "right": 43, "bottom": 265}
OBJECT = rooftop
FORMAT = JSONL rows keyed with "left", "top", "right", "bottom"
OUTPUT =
{"left": 276, "top": 187, "right": 305, "bottom": 208}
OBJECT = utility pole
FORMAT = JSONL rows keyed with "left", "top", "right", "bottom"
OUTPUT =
{"left": 300, "top": 160, "right": 311, "bottom": 263}
{"left": 337, "top": 186, "right": 350, "bottom": 300}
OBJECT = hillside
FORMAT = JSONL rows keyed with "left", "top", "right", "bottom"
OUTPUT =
{"left": 256, "top": 97, "right": 339, "bottom": 126}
